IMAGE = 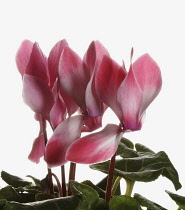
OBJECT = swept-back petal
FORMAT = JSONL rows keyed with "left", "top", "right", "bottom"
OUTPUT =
{"left": 85, "top": 76, "right": 104, "bottom": 117}
{"left": 133, "top": 54, "right": 162, "bottom": 114}
{"left": 84, "top": 41, "right": 110, "bottom": 117}
{"left": 66, "top": 124, "right": 123, "bottom": 164}
{"left": 49, "top": 94, "right": 67, "bottom": 129}
{"left": 45, "top": 115, "right": 85, "bottom": 168}
{"left": 83, "top": 40, "right": 109, "bottom": 75}
{"left": 59, "top": 87, "right": 78, "bottom": 116}
{"left": 25, "top": 42, "right": 48, "bottom": 84}
{"left": 28, "top": 133, "right": 45, "bottom": 164}
{"left": 96, "top": 55, "right": 127, "bottom": 120}
{"left": 23, "top": 74, "right": 54, "bottom": 120}
{"left": 117, "top": 66, "right": 143, "bottom": 130}
{"left": 48, "top": 40, "right": 68, "bottom": 88}
{"left": 59, "top": 46, "right": 89, "bottom": 114}
{"left": 15, "top": 40, "right": 34, "bottom": 76}
{"left": 82, "top": 116, "right": 102, "bottom": 132}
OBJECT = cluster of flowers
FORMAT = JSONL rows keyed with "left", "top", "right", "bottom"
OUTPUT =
{"left": 16, "top": 40, "right": 162, "bottom": 169}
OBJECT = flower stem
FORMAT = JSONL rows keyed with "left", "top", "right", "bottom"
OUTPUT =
{"left": 61, "top": 165, "right": 67, "bottom": 197}
{"left": 68, "top": 162, "right": 76, "bottom": 196}
{"left": 42, "top": 120, "right": 54, "bottom": 195}
{"left": 47, "top": 168, "right": 54, "bottom": 195}
{"left": 125, "top": 179, "right": 135, "bottom": 196}
{"left": 50, "top": 172, "right": 63, "bottom": 197}
{"left": 105, "top": 152, "right": 116, "bottom": 202}
{"left": 111, "top": 176, "right": 122, "bottom": 196}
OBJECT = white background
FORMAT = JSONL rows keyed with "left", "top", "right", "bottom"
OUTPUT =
{"left": 0, "top": 1, "right": 185, "bottom": 209}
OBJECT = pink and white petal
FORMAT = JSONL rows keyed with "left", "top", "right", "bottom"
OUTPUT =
{"left": 52, "top": 79, "right": 78, "bottom": 116}
{"left": 82, "top": 116, "right": 102, "bottom": 132}
{"left": 25, "top": 42, "right": 49, "bottom": 84}
{"left": 83, "top": 40, "right": 109, "bottom": 75}
{"left": 15, "top": 40, "right": 34, "bottom": 76}
{"left": 117, "top": 67, "right": 143, "bottom": 131}
{"left": 28, "top": 133, "right": 45, "bottom": 164}
{"left": 85, "top": 75, "right": 104, "bottom": 117}
{"left": 50, "top": 95, "right": 67, "bottom": 129}
{"left": 66, "top": 124, "right": 123, "bottom": 164}
{"left": 59, "top": 87, "right": 78, "bottom": 116}
{"left": 23, "top": 74, "right": 54, "bottom": 120}
{"left": 48, "top": 40, "right": 68, "bottom": 88}
{"left": 45, "top": 115, "right": 85, "bottom": 168}
{"left": 133, "top": 54, "right": 162, "bottom": 114}
{"left": 59, "top": 46, "right": 89, "bottom": 114}
{"left": 96, "top": 55, "right": 127, "bottom": 120}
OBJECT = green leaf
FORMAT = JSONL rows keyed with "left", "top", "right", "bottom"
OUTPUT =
{"left": 94, "top": 198, "right": 109, "bottom": 210}
{"left": 35, "top": 193, "right": 55, "bottom": 201}
{"left": 26, "top": 176, "right": 41, "bottom": 187}
{"left": 90, "top": 152, "right": 165, "bottom": 182}
{"left": 90, "top": 150, "right": 181, "bottom": 187}
{"left": 2, "top": 196, "right": 80, "bottom": 210}
{"left": 166, "top": 191, "right": 185, "bottom": 209}
{"left": 0, "top": 186, "right": 23, "bottom": 202}
{"left": 70, "top": 180, "right": 99, "bottom": 209}
{"left": 109, "top": 195, "right": 142, "bottom": 210}
{"left": 117, "top": 138, "right": 138, "bottom": 158}
{"left": 17, "top": 186, "right": 41, "bottom": 195}
{"left": 96, "top": 176, "right": 108, "bottom": 190}
{"left": 134, "top": 193, "right": 167, "bottom": 210}
{"left": 0, "top": 185, "right": 36, "bottom": 203}
{"left": 117, "top": 143, "right": 138, "bottom": 158}
{"left": 3, "top": 202, "right": 34, "bottom": 210}
{"left": 95, "top": 176, "right": 121, "bottom": 196}
{"left": 135, "top": 143, "right": 155, "bottom": 154}
{"left": 81, "top": 180, "right": 105, "bottom": 198}
{"left": 0, "top": 199, "right": 7, "bottom": 209}
{"left": 120, "top": 137, "right": 134, "bottom": 149}
{"left": 1, "top": 171, "right": 31, "bottom": 188}
{"left": 161, "top": 165, "right": 182, "bottom": 191}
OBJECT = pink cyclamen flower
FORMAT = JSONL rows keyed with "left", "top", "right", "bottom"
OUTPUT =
{"left": 16, "top": 39, "right": 72, "bottom": 123}
{"left": 16, "top": 40, "right": 78, "bottom": 163}
{"left": 59, "top": 40, "right": 109, "bottom": 118}
{"left": 66, "top": 53, "right": 162, "bottom": 164}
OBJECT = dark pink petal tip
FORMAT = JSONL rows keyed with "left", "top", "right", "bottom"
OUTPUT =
{"left": 28, "top": 133, "right": 45, "bottom": 164}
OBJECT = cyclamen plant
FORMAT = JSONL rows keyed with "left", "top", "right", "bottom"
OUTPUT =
{"left": 0, "top": 40, "right": 183, "bottom": 209}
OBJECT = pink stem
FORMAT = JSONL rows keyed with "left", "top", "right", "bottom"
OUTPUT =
{"left": 105, "top": 152, "right": 116, "bottom": 202}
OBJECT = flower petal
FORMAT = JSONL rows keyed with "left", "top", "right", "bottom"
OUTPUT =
{"left": 59, "top": 46, "right": 89, "bottom": 114}
{"left": 49, "top": 94, "right": 67, "bottom": 129}
{"left": 66, "top": 124, "right": 123, "bottom": 164}
{"left": 59, "top": 87, "right": 78, "bottom": 116}
{"left": 25, "top": 42, "right": 48, "bottom": 84}
{"left": 133, "top": 54, "right": 162, "bottom": 114}
{"left": 28, "top": 133, "right": 45, "bottom": 164}
{"left": 45, "top": 115, "right": 85, "bottom": 168}
{"left": 82, "top": 116, "right": 102, "bottom": 132}
{"left": 23, "top": 74, "right": 54, "bottom": 120}
{"left": 84, "top": 41, "right": 110, "bottom": 117}
{"left": 117, "top": 66, "right": 143, "bottom": 130}
{"left": 15, "top": 40, "right": 34, "bottom": 76}
{"left": 34, "top": 113, "right": 47, "bottom": 134}
{"left": 96, "top": 55, "right": 127, "bottom": 120}
{"left": 48, "top": 40, "right": 68, "bottom": 88}
{"left": 85, "top": 76, "right": 104, "bottom": 117}
{"left": 83, "top": 40, "right": 109, "bottom": 75}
